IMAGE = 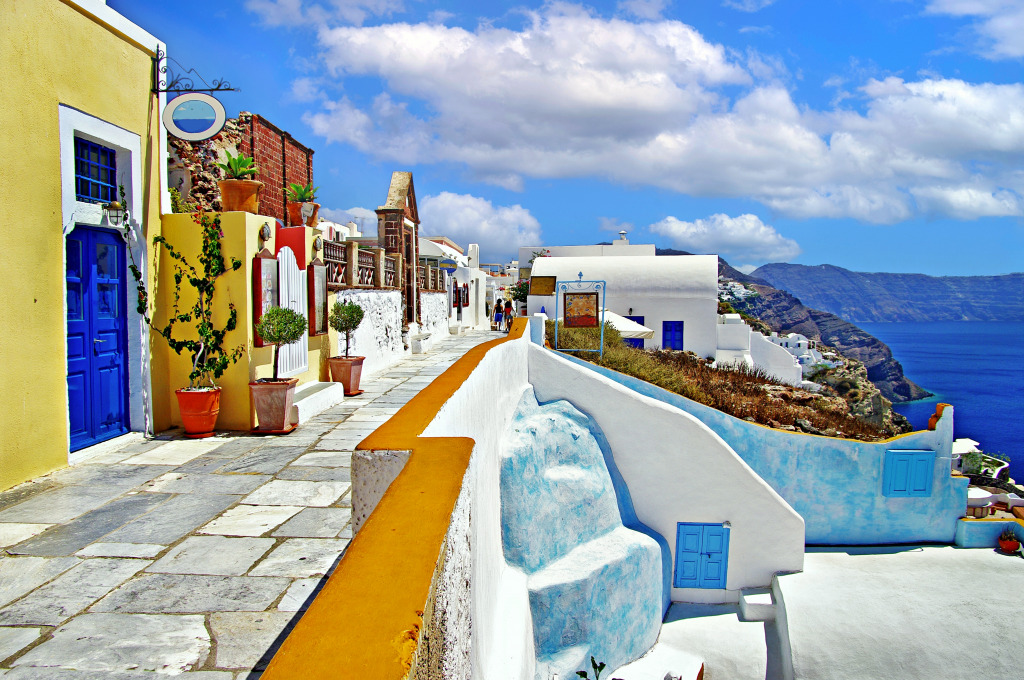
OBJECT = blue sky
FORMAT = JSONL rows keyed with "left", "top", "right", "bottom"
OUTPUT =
{"left": 111, "top": 0, "right": 1023, "bottom": 275}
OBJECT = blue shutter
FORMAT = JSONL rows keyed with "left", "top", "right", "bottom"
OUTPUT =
{"left": 883, "top": 450, "right": 935, "bottom": 497}
{"left": 674, "top": 523, "right": 730, "bottom": 589}
{"left": 662, "top": 321, "right": 685, "bottom": 350}
{"left": 674, "top": 524, "right": 703, "bottom": 588}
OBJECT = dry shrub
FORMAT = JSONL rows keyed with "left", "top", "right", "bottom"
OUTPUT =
{"left": 545, "top": 321, "right": 887, "bottom": 440}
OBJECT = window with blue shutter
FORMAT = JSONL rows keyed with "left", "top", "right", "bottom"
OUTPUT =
{"left": 674, "top": 522, "right": 730, "bottom": 589}
{"left": 74, "top": 137, "right": 117, "bottom": 204}
{"left": 883, "top": 450, "right": 935, "bottom": 497}
{"left": 663, "top": 320, "right": 685, "bottom": 350}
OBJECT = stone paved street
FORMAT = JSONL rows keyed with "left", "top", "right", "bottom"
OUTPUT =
{"left": 0, "top": 331, "right": 497, "bottom": 679}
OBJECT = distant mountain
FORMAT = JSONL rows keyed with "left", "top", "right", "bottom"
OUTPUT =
{"left": 751, "top": 263, "right": 1024, "bottom": 323}
{"left": 716, "top": 260, "right": 930, "bottom": 403}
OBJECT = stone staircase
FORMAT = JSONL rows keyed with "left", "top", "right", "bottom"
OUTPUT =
{"left": 502, "top": 389, "right": 663, "bottom": 680}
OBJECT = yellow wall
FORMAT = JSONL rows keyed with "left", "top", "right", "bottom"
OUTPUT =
{"left": 155, "top": 213, "right": 335, "bottom": 431}
{"left": 0, "top": 1, "right": 163, "bottom": 490}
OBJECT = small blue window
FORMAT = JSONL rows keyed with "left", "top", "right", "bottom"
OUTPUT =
{"left": 74, "top": 137, "right": 117, "bottom": 204}
{"left": 663, "top": 321, "right": 684, "bottom": 350}
{"left": 883, "top": 450, "right": 934, "bottom": 497}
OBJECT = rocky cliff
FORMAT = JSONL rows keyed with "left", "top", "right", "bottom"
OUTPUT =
{"left": 751, "top": 263, "right": 1024, "bottom": 322}
{"left": 718, "top": 261, "right": 930, "bottom": 403}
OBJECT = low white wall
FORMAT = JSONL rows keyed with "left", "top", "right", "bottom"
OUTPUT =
{"left": 419, "top": 291, "right": 450, "bottom": 339}
{"left": 528, "top": 346, "right": 805, "bottom": 603}
{"left": 420, "top": 334, "right": 536, "bottom": 680}
{"left": 334, "top": 289, "right": 406, "bottom": 377}
{"left": 750, "top": 332, "right": 802, "bottom": 386}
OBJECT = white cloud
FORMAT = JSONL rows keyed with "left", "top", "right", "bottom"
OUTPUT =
{"left": 300, "top": 4, "right": 1024, "bottom": 223}
{"left": 418, "top": 192, "right": 542, "bottom": 262}
{"left": 319, "top": 206, "right": 378, "bottom": 235}
{"left": 734, "top": 264, "right": 759, "bottom": 274}
{"left": 723, "top": 0, "right": 776, "bottom": 12}
{"left": 649, "top": 213, "right": 801, "bottom": 262}
{"left": 617, "top": 0, "right": 670, "bottom": 20}
{"left": 598, "top": 217, "right": 636, "bottom": 234}
{"left": 925, "top": 0, "right": 1024, "bottom": 59}
{"left": 290, "top": 77, "right": 323, "bottom": 102}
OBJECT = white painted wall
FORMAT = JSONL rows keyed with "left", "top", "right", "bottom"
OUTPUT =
{"left": 420, "top": 334, "right": 536, "bottom": 680}
{"left": 334, "top": 289, "right": 406, "bottom": 377}
{"left": 528, "top": 345, "right": 805, "bottom": 604}
{"left": 749, "top": 333, "right": 802, "bottom": 386}
{"left": 451, "top": 267, "right": 489, "bottom": 330}
{"left": 528, "top": 255, "right": 719, "bottom": 357}
{"left": 419, "top": 291, "right": 450, "bottom": 339}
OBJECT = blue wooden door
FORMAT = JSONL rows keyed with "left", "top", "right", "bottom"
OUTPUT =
{"left": 663, "top": 320, "right": 685, "bottom": 350}
{"left": 674, "top": 522, "right": 730, "bottom": 589}
{"left": 624, "top": 315, "right": 644, "bottom": 348}
{"left": 66, "top": 227, "right": 129, "bottom": 451}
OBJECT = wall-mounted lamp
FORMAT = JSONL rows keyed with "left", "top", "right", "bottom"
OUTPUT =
{"left": 259, "top": 222, "right": 272, "bottom": 241}
{"left": 103, "top": 201, "right": 128, "bottom": 226}
{"left": 628, "top": 307, "right": 633, "bottom": 315}
{"left": 313, "top": 235, "right": 323, "bottom": 251}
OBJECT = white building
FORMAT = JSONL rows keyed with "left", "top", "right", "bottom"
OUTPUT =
{"left": 518, "top": 233, "right": 654, "bottom": 279}
{"left": 767, "top": 332, "right": 842, "bottom": 376}
{"left": 715, "top": 314, "right": 802, "bottom": 386}
{"left": 528, "top": 254, "right": 719, "bottom": 357}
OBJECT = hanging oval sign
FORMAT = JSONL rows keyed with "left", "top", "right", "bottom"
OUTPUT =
{"left": 439, "top": 258, "right": 458, "bottom": 273}
{"left": 162, "top": 93, "right": 227, "bottom": 141}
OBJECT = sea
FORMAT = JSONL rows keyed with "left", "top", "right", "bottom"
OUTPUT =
{"left": 859, "top": 321, "right": 1024, "bottom": 482}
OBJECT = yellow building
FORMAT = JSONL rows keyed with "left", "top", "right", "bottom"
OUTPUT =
{"left": 0, "top": 0, "right": 169, "bottom": 491}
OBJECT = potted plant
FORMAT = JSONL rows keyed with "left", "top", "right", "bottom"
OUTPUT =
{"left": 216, "top": 150, "right": 263, "bottom": 213}
{"left": 998, "top": 525, "right": 1020, "bottom": 553}
{"left": 250, "top": 306, "right": 307, "bottom": 432}
{"left": 286, "top": 182, "right": 321, "bottom": 227}
{"left": 328, "top": 300, "right": 365, "bottom": 395}
{"left": 122, "top": 193, "right": 244, "bottom": 437}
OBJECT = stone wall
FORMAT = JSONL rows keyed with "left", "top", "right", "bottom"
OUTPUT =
{"left": 419, "top": 291, "right": 450, "bottom": 339}
{"left": 335, "top": 289, "right": 406, "bottom": 377}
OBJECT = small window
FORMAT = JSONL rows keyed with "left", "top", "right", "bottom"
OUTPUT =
{"left": 74, "top": 137, "right": 117, "bottom": 204}
{"left": 883, "top": 450, "right": 934, "bottom": 497}
{"left": 663, "top": 320, "right": 685, "bottom": 350}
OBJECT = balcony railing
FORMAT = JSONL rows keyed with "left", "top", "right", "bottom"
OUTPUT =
{"left": 323, "top": 240, "right": 401, "bottom": 291}
{"left": 417, "top": 265, "right": 446, "bottom": 292}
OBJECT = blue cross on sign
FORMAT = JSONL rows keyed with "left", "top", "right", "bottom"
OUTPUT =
{"left": 439, "top": 258, "right": 458, "bottom": 273}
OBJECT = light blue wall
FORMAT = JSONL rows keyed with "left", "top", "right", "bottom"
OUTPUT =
{"left": 954, "top": 520, "right": 1023, "bottom": 548}
{"left": 556, "top": 352, "right": 968, "bottom": 545}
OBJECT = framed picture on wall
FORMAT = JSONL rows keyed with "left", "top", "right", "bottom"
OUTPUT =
{"left": 530, "top": 275, "right": 556, "bottom": 296}
{"left": 307, "top": 258, "right": 328, "bottom": 336}
{"left": 564, "top": 292, "right": 599, "bottom": 328}
{"left": 252, "top": 248, "right": 278, "bottom": 347}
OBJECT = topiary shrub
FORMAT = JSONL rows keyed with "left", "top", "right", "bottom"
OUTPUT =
{"left": 330, "top": 300, "right": 365, "bottom": 357}
{"left": 255, "top": 306, "right": 306, "bottom": 380}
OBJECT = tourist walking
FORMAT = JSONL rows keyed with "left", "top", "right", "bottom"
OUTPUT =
{"left": 493, "top": 298, "right": 504, "bottom": 331}
{"left": 504, "top": 299, "right": 515, "bottom": 332}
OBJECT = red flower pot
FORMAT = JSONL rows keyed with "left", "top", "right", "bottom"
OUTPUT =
{"left": 175, "top": 387, "right": 221, "bottom": 438}
{"left": 287, "top": 201, "right": 320, "bottom": 227}
{"left": 328, "top": 356, "right": 365, "bottom": 396}
{"left": 998, "top": 538, "right": 1020, "bottom": 553}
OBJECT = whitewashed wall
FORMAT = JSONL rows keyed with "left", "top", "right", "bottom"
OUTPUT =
{"left": 419, "top": 291, "right": 450, "bottom": 339}
{"left": 334, "top": 290, "right": 406, "bottom": 377}
{"left": 528, "top": 345, "right": 805, "bottom": 604}
{"left": 749, "top": 332, "right": 802, "bottom": 386}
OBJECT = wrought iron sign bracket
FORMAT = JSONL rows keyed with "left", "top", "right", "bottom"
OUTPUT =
{"left": 152, "top": 49, "right": 239, "bottom": 94}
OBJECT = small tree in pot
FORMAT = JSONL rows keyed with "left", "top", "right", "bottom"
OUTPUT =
{"left": 328, "top": 300, "right": 365, "bottom": 395}
{"left": 250, "top": 306, "right": 307, "bottom": 432}
{"left": 216, "top": 151, "right": 263, "bottom": 213}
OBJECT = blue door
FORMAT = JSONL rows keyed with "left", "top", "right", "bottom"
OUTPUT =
{"left": 624, "top": 315, "right": 644, "bottom": 348}
{"left": 663, "top": 320, "right": 685, "bottom": 350}
{"left": 66, "top": 227, "right": 129, "bottom": 451}
{"left": 674, "top": 522, "right": 730, "bottom": 589}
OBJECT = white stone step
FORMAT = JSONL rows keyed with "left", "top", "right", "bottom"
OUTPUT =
{"left": 738, "top": 587, "right": 776, "bottom": 622}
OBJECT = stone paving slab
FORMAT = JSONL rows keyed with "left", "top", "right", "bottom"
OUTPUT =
{"left": 290, "top": 451, "right": 352, "bottom": 467}
{"left": 0, "top": 479, "right": 60, "bottom": 513}
{"left": 214, "top": 447, "right": 306, "bottom": 475}
{"left": 99, "top": 493, "right": 238, "bottom": 545}
{"left": 8, "top": 493, "right": 172, "bottom": 557}
{"left": 12, "top": 613, "right": 209, "bottom": 674}
{"left": 147, "top": 536, "right": 274, "bottom": 576}
{"left": 271, "top": 508, "right": 352, "bottom": 538}
{"left": 0, "top": 523, "right": 52, "bottom": 548}
{"left": 248, "top": 538, "right": 349, "bottom": 578}
{"left": 0, "top": 557, "right": 81, "bottom": 609}
{"left": 121, "top": 440, "right": 225, "bottom": 466}
{"left": 274, "top": 466, "right": 350, "bottom": 482}
{"left": 142, "top": 473, "right": 270, "bottom": 495}
{"left": 0, "top": 486, "right": 130, "bottom": 525}
{"left": 276, "top": 578, "right": 320, "bottom": 612}
{"left": 0, "top": 628, "right": 41, "bottom": 664}
{"left": 92, "top": 574, "right": 290, "bottom": 613}
{"left": 209, "top": 611, "right": 295, "bottom": 670}
{"left": 0, "top": 558, "right": 149, "bottom": 626}
{"left": 197, "top": 505, "right": 303, "bottom": 537}
{"left": 75, "top": 543, "right": 164, "bottom": 559}
{"left": 46, "top": 465, "right": 172, "bottom": 489}
{"left": 240, "top": 480, "right": 349, "bottom": 507}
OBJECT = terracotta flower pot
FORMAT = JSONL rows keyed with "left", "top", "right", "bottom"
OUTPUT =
{"left": 328, "top": 356, "right": 365, "bottom": 396}
{"left": 218, "top": 179, "right": 263, "bottom": 213}
{"left": 287, "top": 201, "right": 320, "bottom": 227}
{"left": 249, "top": 378, "right": 299, "bottom": 432}
{"left": 176, "top": 387, "right": 221, "bottom": 438}
{"left": 998, "top": 538, "right": 1020, "bottom": 553}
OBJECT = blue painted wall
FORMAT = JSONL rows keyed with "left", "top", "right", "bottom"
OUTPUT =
{"left": 556, "top": 353, "right": 968, "bottom": 545}
{"left": 954, "top": 519, "right": 1023, "bottom": 548}
{"left": 502, "top": 389, "right": 663, "bottom": 677}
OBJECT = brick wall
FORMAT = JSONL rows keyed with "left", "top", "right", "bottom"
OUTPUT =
{"left": 237, "top": 113, "right": 313, "bottom": 222}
